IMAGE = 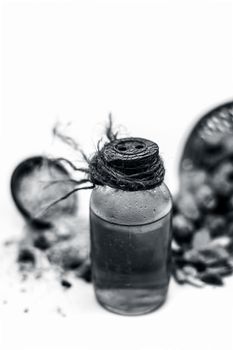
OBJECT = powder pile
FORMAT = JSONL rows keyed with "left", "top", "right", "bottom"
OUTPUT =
{"left": 10, "top": 155, "right": 92, "bottom": 292}
{"left": 17, "top": 215, "right": 92, "bottom": 286}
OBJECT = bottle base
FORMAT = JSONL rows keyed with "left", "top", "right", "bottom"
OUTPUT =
{"left": 95, "top": 287, "right": 168, "bottom": 316}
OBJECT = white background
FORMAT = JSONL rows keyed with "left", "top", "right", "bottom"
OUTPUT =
{"left": 1, "top": 1, "right": 233, "bottom": 350}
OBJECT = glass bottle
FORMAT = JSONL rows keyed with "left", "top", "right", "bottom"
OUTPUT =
{"left": 90, "top": 182, "right": 172, "bottom": 315}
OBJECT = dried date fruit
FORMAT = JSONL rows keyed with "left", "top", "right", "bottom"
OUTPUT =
{"left": 172, "top": 215, "right": 194, "bottom": 244}
{"left": 173, "top": 266, "right": 204, "bottom": 287}
{"left": 175, "top": 194, "right": 200, "bottom": 222}
{"left": 172, "top": 268, "right": 186, "bottom": 284}
{"left": 227, "top": 222, "right": 233, "bottom": 237}
{"left": 182, "top": 265, "right": 198, "bottom": 277}
{"left": 223, "top": 134, "right": 233, "bottom": 156}
{"left": 210, "top": 236, "right": 231, "bottom": 248}
{"left": 199, "top": 246, "right": 229, "bottom": 266}
{"left": 199, "top": 272, "right": 224, "bottom": 286}
{"left": 204, "top": 215, "right": 226, "bottom": 238}
{"left": 183, "top": 275, "right": 205, "bottom": 288}
{"left": 211, "top": 162, "right": 233, "bottom": 196}
{"left": 180, "top": 170, "right": 208, "bottom": 193}
{"left": 192, "top": 228, "right": 211, "bottom": 249}
{"left": 183, "top": 250, "right": 207, "bottom": 271}
{"left": 194, "top": 185, "right": 216, "bottom": 211}
{"left": 204, "top": 265, "right": 233, "bottom": 277}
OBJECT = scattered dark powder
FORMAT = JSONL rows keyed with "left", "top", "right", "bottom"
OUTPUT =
{"left": 21, "top": 273, "right": 29, "bottom": 281}
{"left": 20, "top": 289, "right": 27, "bottom": 294}
{"left": 56, "top": 307, "right": 66, "bottom": 317}
{"left": 4, "top": 240, "right": 15, "bottom": 247}
{"left": 4, "top": 218, "right": 92, "bottom": 316}
{"left": 33, "top": 235, "right": 51, "bottom": 251}
{"left": 18, "top": 248, "right": 36, "bottom": 265}
{"left": 34, "top": 271, "right": 42, "bottom": 279}
{"left": 81, "top": 269, "right": 92, "bottom": 283}
{"left": 61, "top": 279, "right": 72, "bottom": 289}
{"left": 6, "top": 170, "right": 92, "bottom": 316}
{"left": 13, "top": 213, "right": 92, "bottom": 295}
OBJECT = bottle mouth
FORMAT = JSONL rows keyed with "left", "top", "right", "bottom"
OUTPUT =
{"left": 105, "top": 137, "right": 160, "bottom": 172}
{"left": 114, "top": 138, "right": 147, "bottom": 155}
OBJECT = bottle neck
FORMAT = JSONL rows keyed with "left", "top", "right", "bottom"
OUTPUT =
{"left": 90, "top": 183, "right": 172, "bottom": 226}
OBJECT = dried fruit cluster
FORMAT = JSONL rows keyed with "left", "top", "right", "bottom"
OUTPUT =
{"left": 172, "top": 134, "right": 233, "bottom": 287}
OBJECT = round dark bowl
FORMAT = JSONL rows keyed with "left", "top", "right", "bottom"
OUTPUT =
{"left": 10, "top": 156, "right": 75, "bottom": 228}
{"left": 180, "top": 101, "right": 233, "bottom": 174}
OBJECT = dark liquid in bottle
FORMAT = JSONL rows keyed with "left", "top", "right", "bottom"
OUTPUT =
{"left": 90, "top": 210, "right": 172, "bottom": 315}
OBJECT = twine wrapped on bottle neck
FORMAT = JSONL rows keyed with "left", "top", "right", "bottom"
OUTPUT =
{"left": 89, "top": 137, "right": 165, "bottom": 191}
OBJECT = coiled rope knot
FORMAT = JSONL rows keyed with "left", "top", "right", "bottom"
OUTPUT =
{"left": 89, "top": 137, "right": 165, "bottom": 191}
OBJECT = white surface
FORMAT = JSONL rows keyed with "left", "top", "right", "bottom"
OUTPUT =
{"left": 1, "top": 1, "right": 233, "bottom": 350}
